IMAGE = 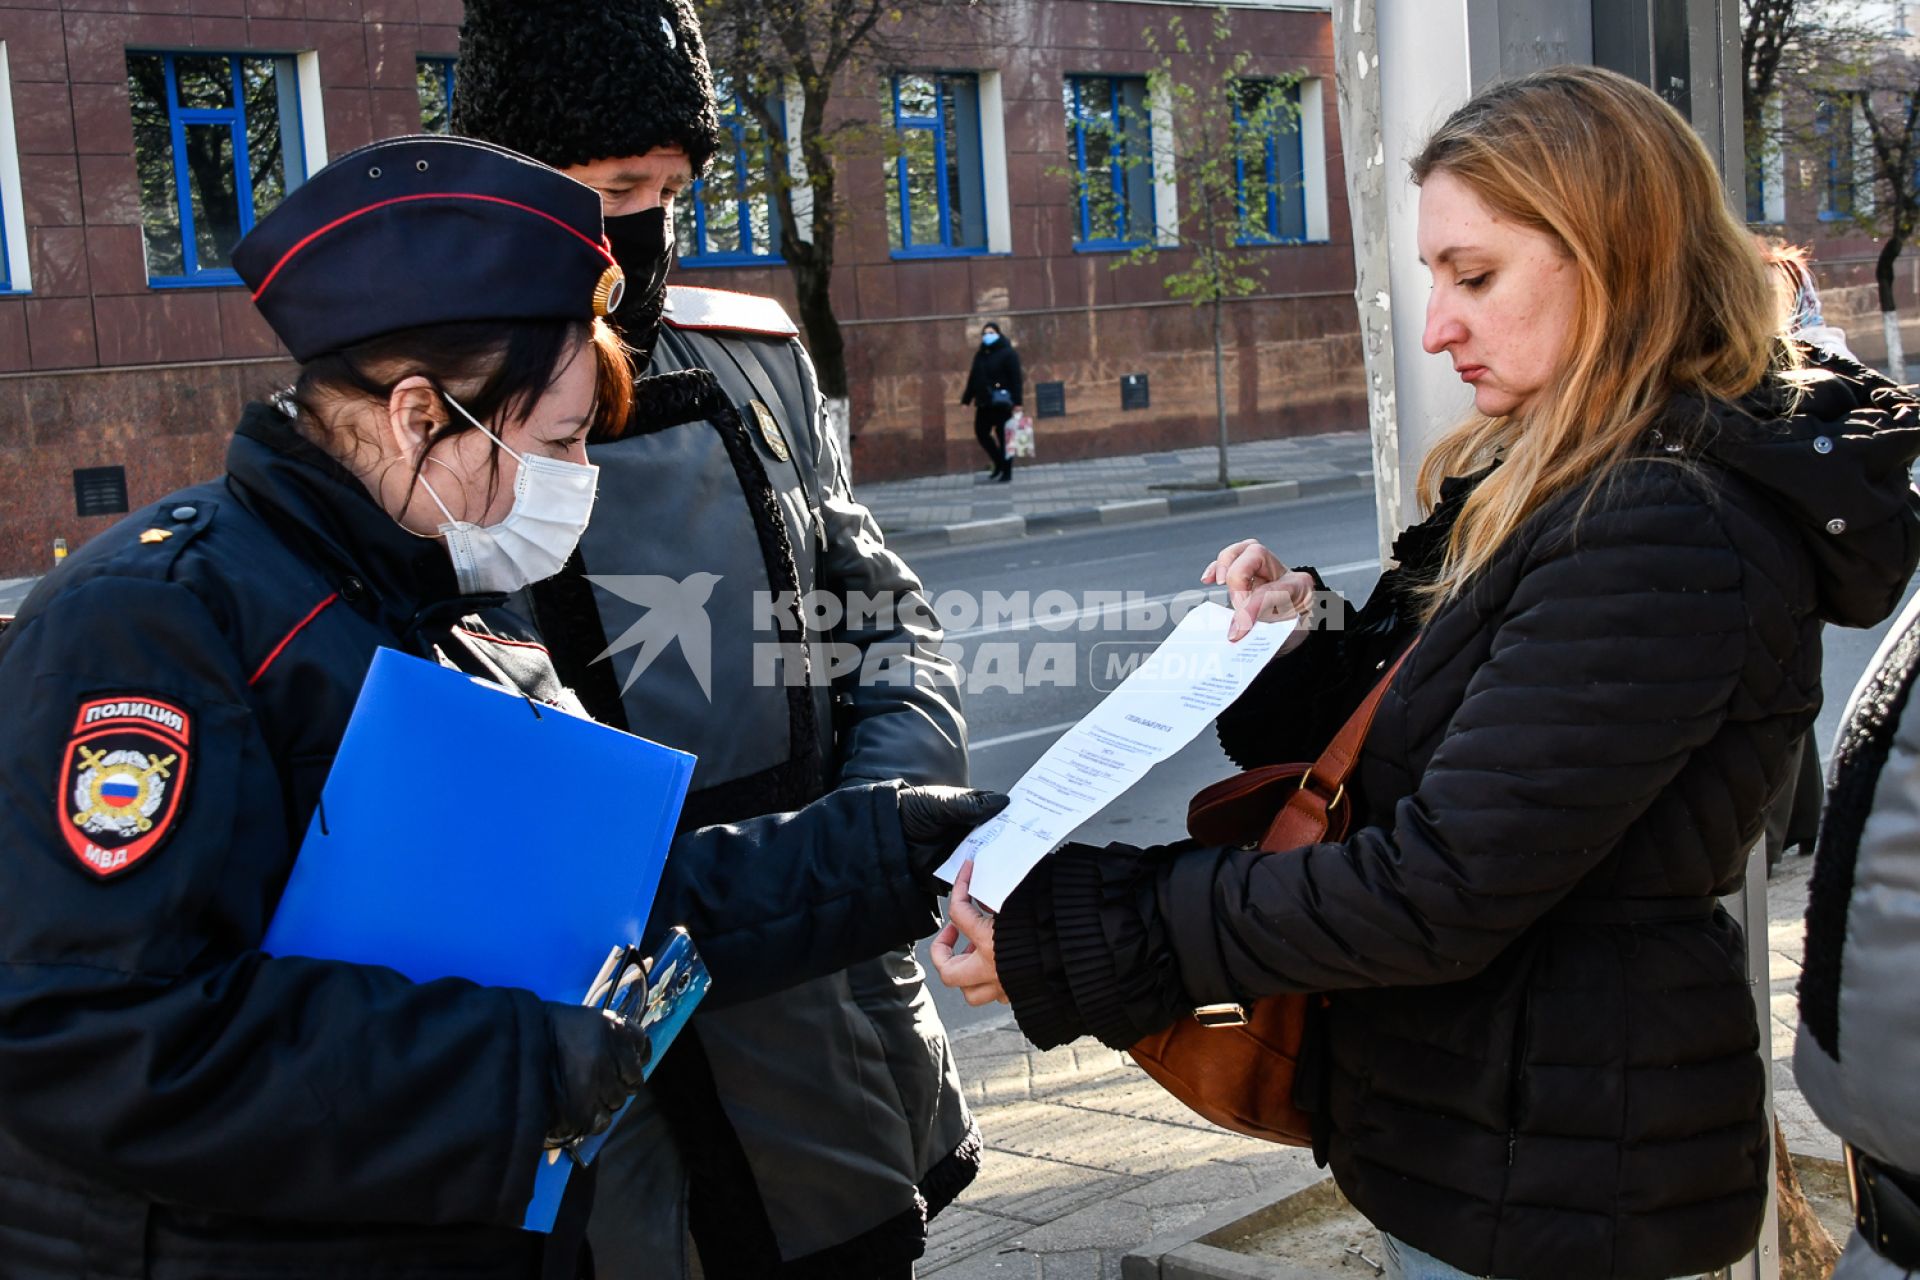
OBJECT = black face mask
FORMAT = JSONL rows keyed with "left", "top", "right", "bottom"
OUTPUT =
{"left": 602, "top": 206, "right": 677, "bottom": 365}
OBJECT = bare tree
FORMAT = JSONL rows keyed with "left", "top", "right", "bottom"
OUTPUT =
{"left": 1744, "top": 0, "right": 1803, "bottom": 135}
{"left": 694, "top": 0, "right": 994, "bottom": 448}
{"left": 1792, "top": 4, "right": 1920, "bottom": 379}
{"left": 1840, "top": 63, "right": 1920, "bottom": 378}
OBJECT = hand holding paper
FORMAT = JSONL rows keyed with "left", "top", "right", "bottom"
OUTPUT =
{"left": 929, "top": 862, "right": 1006, "bottom": 1007}
{"left": 937, "top": 602, "right": 1294, "bottom": 910}
{"left": 1200, "top": 539, "right": 1320, "bottom": 642}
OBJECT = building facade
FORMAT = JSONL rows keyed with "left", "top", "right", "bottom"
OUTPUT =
{"left": 671, "top": 1, "right": 1358, "bottom": 480}
{"left": 1745, "top": 13, "right": 1920, "bottom": 374}
{"left": 0, "top": 0, "right": 462, "bottom": 576}
{"left": 0, "top": 0, "right": 1356, "bottom": 576}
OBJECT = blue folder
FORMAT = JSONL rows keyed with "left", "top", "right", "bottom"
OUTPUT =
{"left": 261, "top": 647, "right": 696, "bottom": 1232}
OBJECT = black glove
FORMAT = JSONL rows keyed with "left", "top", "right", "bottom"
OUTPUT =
{"left": 543, "top": 1003, "right": 652, "bottom": 1149}
{"left": 898, "top": 785, "right": 1010, "bottom": 891}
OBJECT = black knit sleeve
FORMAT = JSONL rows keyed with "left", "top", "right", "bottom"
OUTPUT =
{"left": 999, "top": 841, "right": 1198, "bottom": 1050}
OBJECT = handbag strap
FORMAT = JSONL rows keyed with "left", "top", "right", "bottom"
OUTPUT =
{"left": 1263, "top": 643, "right": 1415, "bottom": 850}
{"left": 1180, "top": 641, "right": 1416, "bottom": 1018}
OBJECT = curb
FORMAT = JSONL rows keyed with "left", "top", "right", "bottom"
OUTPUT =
{"left": 883, "top": 471, "right": 1374, "bottom": 553}
{"left": 1121, "top": 1175, "right": 1344, "bottom": 1280}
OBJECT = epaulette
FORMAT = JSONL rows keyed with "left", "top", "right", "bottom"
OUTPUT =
{"left": 661, "top": 285, "right": 800, "bottom": 340}
{"left": 112, "top": 498, "right": 219, "bottom": 580}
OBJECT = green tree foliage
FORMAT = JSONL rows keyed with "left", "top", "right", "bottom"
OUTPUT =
{"left": 1064, "top": 7, "right": 1304, "bottom": 486}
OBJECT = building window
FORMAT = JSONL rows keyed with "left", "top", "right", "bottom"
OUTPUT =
{"left": 418, "top": 57, "right": 456, "bottom": 134}
{"left": 1064, "top": 75, "right": 1154, "bottom": 249}
{"left": 127, "top": 51, "right": 308, "bottom": 286}
{"left": 1234, "top": 79, "right": 1306, "bottom": 244}
{"left": 887, "top": 72, "right": 988, "bottom": 256}
{"left": 1817, "top": 95, "right": 1856, "bottom": 220}
{"left": 674, "top": 85, "right": 784, "bottom": 265}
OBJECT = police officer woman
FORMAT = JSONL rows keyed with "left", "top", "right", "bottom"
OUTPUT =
{"left": 0, "top": 136, "right": 999, "bottom": 1279}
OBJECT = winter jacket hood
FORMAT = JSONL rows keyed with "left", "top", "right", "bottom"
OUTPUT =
{"left": 1684, "top": 349, "right": 1920, "bottom": 628}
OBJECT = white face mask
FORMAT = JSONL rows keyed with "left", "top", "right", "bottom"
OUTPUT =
{"left": 418, "top": 391, "right": 600, "bottom": 595}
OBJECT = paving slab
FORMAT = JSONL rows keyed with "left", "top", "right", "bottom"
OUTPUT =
{"left": 963, "top": 1148, "right": 1143, "bottom": 1225}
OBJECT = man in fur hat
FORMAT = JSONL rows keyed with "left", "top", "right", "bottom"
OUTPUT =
{"left": 453, "top": 3, "right": 979, "bottom": 1277}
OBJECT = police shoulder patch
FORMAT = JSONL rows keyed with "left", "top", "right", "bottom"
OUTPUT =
{"left": 661, "top": 286, "right": 800, "bottom": 339}
{"left": 58, "top": 695, "right": 193, "bottom": 880}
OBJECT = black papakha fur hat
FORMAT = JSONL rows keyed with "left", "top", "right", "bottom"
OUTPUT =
{"left": 452, "top": 0, "right": 724, "bottom": 175}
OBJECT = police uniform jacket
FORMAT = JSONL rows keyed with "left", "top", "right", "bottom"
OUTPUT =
{"left": 530, "top": 286, "right": 975, "bottom": 1270}
{"left": 0, "top": 405, "right": 945, "bottom": 1279}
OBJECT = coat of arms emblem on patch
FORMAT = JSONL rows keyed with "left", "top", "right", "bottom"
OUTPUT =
{"left": 59, "top": 696, "right": 193, "bottom": 879}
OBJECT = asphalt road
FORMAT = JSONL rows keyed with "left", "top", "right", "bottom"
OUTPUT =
{"left": 911, "top": 492, "right": 1920, "bottom": 1033}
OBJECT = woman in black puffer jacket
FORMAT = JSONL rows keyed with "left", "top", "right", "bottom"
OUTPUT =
{"left": 960, "top": 322, "right": 1024, "bottom": 481}
{"left": 933, "top": 67, "right": 1920, "bottom": 1280}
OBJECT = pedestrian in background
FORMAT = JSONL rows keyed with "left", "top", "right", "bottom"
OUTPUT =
{"left": 936, "top": 66, "right": 1920, "bottom": 1280}
{"left": 1796, "top": 585, "right": 1920, "bottom": 1280}
{"left": 962, "top": 321, "right": 1023, "bottom": 482}
{"left": 1759, "top": 236, "right": 1858, "bottom": 363}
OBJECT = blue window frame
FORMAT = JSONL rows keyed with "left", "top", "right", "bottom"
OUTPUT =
{"left": 1064, "top": 75, "right": 1154, "bottom": 250}
{"left": 127, "top": 51, "right": 307, "bottom": 287}
{"left": 675, "top": 87, "right": 785, "bottom": 267}
{"left": 0, "top": 197, "right": 11, "bottom": 293}
{"left": 1233, "top": 79, "right": 1306, "bottom": 244}
{"left": 887, "top": 72, "right": 988, "bottom": 257}
{"left": 1818, "top": 96, "right": 1857, "bottom": 221}
{"left": 418, "top": 57, "right": 456, "bottom": 134}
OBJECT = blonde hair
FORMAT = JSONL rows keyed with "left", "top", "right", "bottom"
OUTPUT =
{"left": 1410, "top": 66, "right": 1787, "bottom": 614}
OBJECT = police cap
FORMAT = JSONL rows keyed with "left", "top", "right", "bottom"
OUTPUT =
{"left": 232, "top": 136, "right": 625, "bottom": 363}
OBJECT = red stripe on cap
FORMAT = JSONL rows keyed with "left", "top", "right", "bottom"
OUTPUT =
{"left": 251, "top": 193, "right": 617, "bottom": 301}
{"left": 250, "top": 593, "right": 339, "bottom": 686}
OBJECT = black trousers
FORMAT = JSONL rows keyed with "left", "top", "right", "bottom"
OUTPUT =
{"left": 973, "top": 407, "right": 1009, "bottom": 472}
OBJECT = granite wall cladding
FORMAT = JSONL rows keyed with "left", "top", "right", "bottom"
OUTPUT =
{"left": 0, "top": 0, "right": 457, "bottom": 573}
{"left": 665, "top": 1, "right": 1364, "bottom": 481}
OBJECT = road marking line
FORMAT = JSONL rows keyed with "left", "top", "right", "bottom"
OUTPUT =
{"left": 971, "top": 721, "right": 1082, "bottom": 751}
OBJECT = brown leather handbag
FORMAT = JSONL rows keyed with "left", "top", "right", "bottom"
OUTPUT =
{"left": 1127, "top": 646, "right": 1413, "bottom": 1145}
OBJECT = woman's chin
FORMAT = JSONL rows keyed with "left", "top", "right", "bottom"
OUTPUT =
{"left": 1471, "top": 385, "right": 1522, "bottom": 418}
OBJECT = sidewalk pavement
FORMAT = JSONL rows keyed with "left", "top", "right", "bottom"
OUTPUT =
{"left": 858, "top": 433, "right": 1376, "bottom": 551}
{"left": 928, "top": 853, "right": 1837, "bottom": 1278}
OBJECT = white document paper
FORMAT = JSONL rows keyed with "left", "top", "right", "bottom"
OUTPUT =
{"left": 942, "top": 601, "right": 1295, "bottom": 910}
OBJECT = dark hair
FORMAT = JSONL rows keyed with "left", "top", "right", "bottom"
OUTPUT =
{"left": 288, "top": 317, "right": 633, "bottom": 496}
